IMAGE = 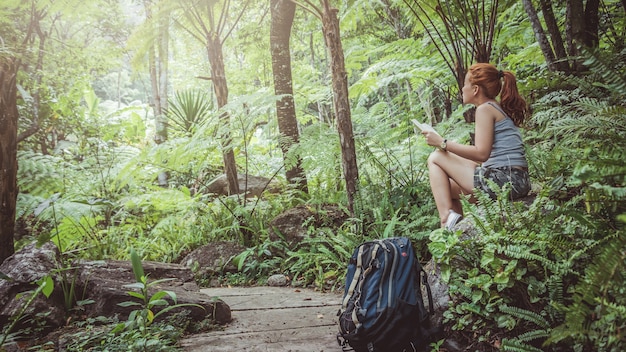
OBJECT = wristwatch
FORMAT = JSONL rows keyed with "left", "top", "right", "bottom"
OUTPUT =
{"left": 440, "top": 139, "right": 447, "bottom": 151}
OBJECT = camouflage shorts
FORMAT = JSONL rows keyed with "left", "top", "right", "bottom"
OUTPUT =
{"left": 474, "top": 166, "right": 531, "bottom": 200}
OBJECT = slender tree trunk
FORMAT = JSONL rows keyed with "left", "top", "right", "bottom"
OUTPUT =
{"left": 320, "top": 1, "right": 358, "bottom": 215}
{"left": 270, "top": 0, "right": 308, "bottom": 193}
{"left": 207, "top": 35, "right": 239, "bottom": 195}
{"left": 157, "top": 8, "right": 169, "bottom": 143}
{"left": 522, "top": 0, "right": 558, "bottom": 71}
{"left": 0, "top": 59, "right": 19, "bottom": 263}
{"left": 567, "top": 0, "right": 584, "bottom": 54}
{"left": 566, "top": 0, "right": 586, "bottom": 72}
{"left": 539, "top": 0, "right": 570, "bottom": 72}
{"left": 144, "top": 0, "right": 169, "bottom": 187}
{"left": 582, "top": 0, "right": 600, "bottom": 48}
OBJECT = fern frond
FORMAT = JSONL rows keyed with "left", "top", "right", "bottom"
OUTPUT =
{"left": 500, "top": 338, "right": 544, "bottom": 352}
{"left": 500, "top": 245, "right": 570, "bottom": 276}
{"left": 581, "top": 47, "right": 626, "bottom": 99}
{"left": 17, "top": 151, "right": 70, "bottom": 196}
{"left": 499, "top": 305, "right": 551, "bottom": 329}
{"left": 513, "top": 328, "right": 550, "bottom": 343}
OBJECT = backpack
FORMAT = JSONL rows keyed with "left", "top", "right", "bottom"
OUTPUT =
{"left": 336, "top": 237, "right": 435, "bottom": 352}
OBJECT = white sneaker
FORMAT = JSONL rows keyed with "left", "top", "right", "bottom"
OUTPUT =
{"left": 445, "top": 210, "right": 462, "bottom": 230}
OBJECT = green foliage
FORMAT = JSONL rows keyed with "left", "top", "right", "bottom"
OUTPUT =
{"left": 429, "top": 189, "right": 596, "bottom": 349}
{"left": 165, "top": 89, "right": 216, "bottom": 137}
{"left": 547, "top": 233, "right": 626, "bottom": 351}
{"left": 285, "top": 229, "right": 362, "bottom": 290}
{"left": 231, "top": 238, "right": 289, "bottom": 285}
{"left": 6, "top": 2, "right": 626, "bottom": 350}
{"left": 97, "top": 248, "right": 205, "bottom": 351}
{"left": 429, "top": 49, "right": 626, "bottom": 351}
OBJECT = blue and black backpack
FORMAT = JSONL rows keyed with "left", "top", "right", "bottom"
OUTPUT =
{"left": 337, "top": 237, "right": 435, "bottom": 352}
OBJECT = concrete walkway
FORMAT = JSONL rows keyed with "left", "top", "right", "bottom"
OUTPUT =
{"left": 179, "top": 286, "right": 344, "bottom": 352}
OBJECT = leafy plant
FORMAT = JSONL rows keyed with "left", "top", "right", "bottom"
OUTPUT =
{"left": 428, "top": 186, "right": 593, "bottom": 350}
{"left": 231, "top": 237, "right": 289, "bottom": 284}
{"left": 164, "top": 89, "right": 215, "bottom": 137}
{"left": 528, "top": 49, "right": 626, "bottom": 350}
{"left": 107, "top": 248, "right": 205, "bottom": 351}
{"left": 285, "top": 229, "right": 362, "bottom": 290}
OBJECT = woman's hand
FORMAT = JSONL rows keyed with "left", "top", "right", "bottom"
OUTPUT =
{"left": 421, "top": 131, "right": 444, "bottom": 148}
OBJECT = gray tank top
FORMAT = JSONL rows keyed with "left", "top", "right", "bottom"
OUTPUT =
{"left": 482, "top": 102, "right": 528, "bottom": 168}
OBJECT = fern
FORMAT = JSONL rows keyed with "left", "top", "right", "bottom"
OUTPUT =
{"left": 17, "top": 151, "right": 70, "bottom": 196}
{"left": 499, "top": 245, "right": 568, "bottom": 276}
{"left": 499, "top": 305, "right": 550, "bottom": 330}
{"left": 500, "top": 338, "right": 544, "bottom": 352}
{"left": 581, "top": 47, "right": 626, "bottom": 101}
{"left": 547, "top": 232, "right": 625, "bottom": 349}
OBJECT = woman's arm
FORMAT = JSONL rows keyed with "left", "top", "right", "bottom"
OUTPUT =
{"left": 423, "top": 104, "right": 495, "bottom": 163}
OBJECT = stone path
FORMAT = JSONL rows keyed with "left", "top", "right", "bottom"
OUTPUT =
{"left": 179, "top": 286, "right": 344, "bottom": 352}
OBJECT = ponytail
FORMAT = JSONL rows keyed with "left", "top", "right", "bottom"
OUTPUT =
{"left": 500, "top": 71, "right": 528, "bottom": 127}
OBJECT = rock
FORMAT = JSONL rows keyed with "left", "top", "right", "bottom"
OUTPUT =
{"left": 269, "top": 204, "right": 349, "bottom": 246}
{"left": 0, "top": 242, "right": 232, "bottom": 343}
{"left": 74, "top": 259, "right": 231, "bottom": 325}
{"left": 267, "top": 274, "right": 288, "bottom": 287}
{"left": 422, "top": 259, "right": 450, "bottom": 329}
{"left": 206, "top": 174, "right": 281, "bottom": 198}
{"left": 180, "top": 241, "right": 246, "bottom": 279}
{"left": 0, "top": 242, "right": 66, "bottom": 335}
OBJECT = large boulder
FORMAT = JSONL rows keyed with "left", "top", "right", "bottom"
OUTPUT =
{"left": 0, "top": 242, "right": 231, "bottom": 342}
{"left": 269, "top": 204, "right": 349, "bottom": 245}
{"left": 0, "top": 242, "right": 66, "bottom": 334}
{"left": 180, "top": 240, "right": 246, "bottom": 280}
{"left": 75, "top": 259, "right": 231, "bottom": 325}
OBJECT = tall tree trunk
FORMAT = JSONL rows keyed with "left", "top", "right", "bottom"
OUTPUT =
{"left": 207, "top": 35, "right": 239, "bottom": 195}
{"left": 270, "top": 0, "right": 308, "bottom": 193}
{"left": 566, "top": 0, "right": 586, "bottom": 72}
{"left": 144, "top": 0, "right": 169, "bottom": 187}
{"left": 582, "top": 0, "right": 600, "bottom": 48}
{"left": 539, "top": 0, "right": 570, "bottom": 72}
{"left": 320, "top": 1, "right": 358, "bottom": 215}
{"left": 522, "top": 0, "right": 558, "bottom": 71}
{"left": 157, "top": 8, "right": 169, "bottom": 143}
{"left": 0, "top": 59, "right": 19, "bottom": 264}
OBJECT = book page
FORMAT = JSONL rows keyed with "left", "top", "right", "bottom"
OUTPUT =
{"left": 411, "top": 119, "right": 436, "bottom": 133}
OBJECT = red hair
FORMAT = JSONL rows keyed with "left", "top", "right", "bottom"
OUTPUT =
{"left": 468, "top": 63, "right": 528, "bottom": 126}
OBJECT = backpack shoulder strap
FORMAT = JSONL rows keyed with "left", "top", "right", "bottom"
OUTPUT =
{"left": 341, "top": 243, "right": 381, "bottom": 310}
{"left": 418, "top": 263, "right": 435, "bottom": 315}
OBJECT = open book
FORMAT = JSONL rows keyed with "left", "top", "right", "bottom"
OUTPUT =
{"left": 411, "top": 119, "right": 437, "bottom": 134}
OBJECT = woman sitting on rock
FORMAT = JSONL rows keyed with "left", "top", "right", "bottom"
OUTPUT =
{"left": 421, "top": 63, "right": 531, "bottom": 230}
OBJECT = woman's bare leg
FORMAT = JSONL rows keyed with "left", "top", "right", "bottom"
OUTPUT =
{"left": 427, "top": 150, "right": 477, "bottom": 227}
{"left": 449, "top": 180, "right": 464, "bottom": 215}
